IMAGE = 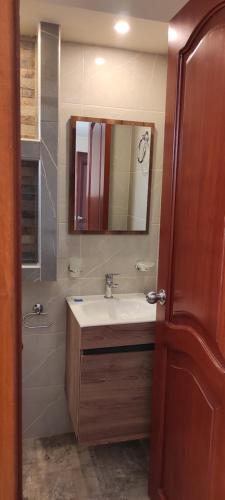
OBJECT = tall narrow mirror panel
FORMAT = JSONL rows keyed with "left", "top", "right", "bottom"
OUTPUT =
{"left": 69, "top": 117, "right": 154, "bottom": 234}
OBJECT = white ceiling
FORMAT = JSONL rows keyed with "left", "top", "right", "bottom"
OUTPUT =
{"left": 20, "top": 0, "right": 188, "bottom": 54}
{"left": 30, "top": 0, "right": 188, "bottom": 22}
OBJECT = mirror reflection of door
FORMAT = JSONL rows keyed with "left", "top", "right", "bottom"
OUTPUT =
{"left": 74, "top": 121, "right": 110, "bottom": 231}
{"left": 74, "top": 150, "right": 88, "bottom": 231}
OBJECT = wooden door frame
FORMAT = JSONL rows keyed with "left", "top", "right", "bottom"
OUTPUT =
{"left": 0, "top": 0, "right": 22, "bottom": 498}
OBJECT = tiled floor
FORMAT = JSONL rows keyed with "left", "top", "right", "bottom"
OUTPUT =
{"left": 23, "top": 434, "right": 150, "bottom": 500}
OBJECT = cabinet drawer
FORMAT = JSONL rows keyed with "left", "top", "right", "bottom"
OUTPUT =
{"left": 78, "top": 348, "right": 154, "bottom": 443}
{"left": 81, "top": 322, "right": 156, "bottom": 350}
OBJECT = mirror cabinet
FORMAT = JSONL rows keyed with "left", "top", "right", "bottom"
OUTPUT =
{"left": 69, "top": 117, "right": 154, "bottom": 234}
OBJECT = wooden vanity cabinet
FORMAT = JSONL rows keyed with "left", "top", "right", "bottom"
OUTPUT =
{"left": 66, "top": 305, "right": 156, "bottom": 445}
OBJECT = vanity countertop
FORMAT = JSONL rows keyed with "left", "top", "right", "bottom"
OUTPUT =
{"left": 66, "top": 293, "right": 156, "bottom": 328}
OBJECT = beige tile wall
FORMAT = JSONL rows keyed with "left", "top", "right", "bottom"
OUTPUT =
{"left": 20, "top": 37, "right": 38, "bottom": 139}
{"left": 58, "top": 43, "right": 167, "bottom": 291}
{"left": 22, "top": 42, "right": 167, "bottom": 438}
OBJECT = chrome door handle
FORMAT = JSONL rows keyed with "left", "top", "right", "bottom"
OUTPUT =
{"left": 76, "top": 215, "right": 86, "bottom": 221}
{"left": 146, "top": 289, "right": 166, "bottom": 305}
{"left": 75, "top": 215, "right": 87, "bottom": 223}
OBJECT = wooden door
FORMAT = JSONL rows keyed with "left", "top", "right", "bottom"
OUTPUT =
{"left": 87, "top": 122, "right": 105, "bottom": 231}
{"left": 74, "top": 152, "right": 88, "bottom": 230}
{"left": 0, "top": 0, "right": 22, "bottom": 498}
{"left": 87, "top": 122, "right": 110, "bottom": 231}
{"left": 150, "top": 1, "right": 225, "bottom": 499}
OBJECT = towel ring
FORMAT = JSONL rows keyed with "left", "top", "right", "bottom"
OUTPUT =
{"left": 23, "top": 304, "right": 54, "bottom": 329}
{"left": 138, "top": 130, "right": 150, "bottom": 164}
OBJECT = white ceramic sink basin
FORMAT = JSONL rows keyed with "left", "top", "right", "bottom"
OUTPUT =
{"left": 67, "top": 293, "right": 156, "bottom": 327}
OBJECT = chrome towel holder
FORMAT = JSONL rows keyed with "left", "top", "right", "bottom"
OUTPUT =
{"left": 23, "top": 304, "right": 53, "bottom": 329}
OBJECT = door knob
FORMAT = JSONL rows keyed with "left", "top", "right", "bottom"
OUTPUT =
{"left": 76, "top": 215, "right": 86, "bottom": 221}
{"left": 146, "top": 289, "right": 166, "bottom": 305}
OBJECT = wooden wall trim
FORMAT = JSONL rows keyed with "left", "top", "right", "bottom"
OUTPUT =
{"left": 0, "top": 0, "right": 22, "bottom": 498}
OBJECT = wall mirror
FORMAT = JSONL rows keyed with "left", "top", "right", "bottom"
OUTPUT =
{"left": 69, "top": 116, "right": 154, "bottom": 234}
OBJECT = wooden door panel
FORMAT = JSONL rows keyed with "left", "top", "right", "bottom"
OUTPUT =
{"left": 151, "top": 324, "right": 225, "bottom": 500}
{"left": 150, "top": 2, "right": 225, "bottom": 499}
{"left": 172, "top": 14, "right": 225, "bottom": 356}
{"left": 162, "top": 350, "right": 221, "bottom": 500}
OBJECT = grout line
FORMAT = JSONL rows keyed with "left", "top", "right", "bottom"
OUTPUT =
{"left": 22, "top": 343, "right": 65, "bottom": 383}
{"left": 23, "top": 384, "right": 65, "bottom": 391}
{"left": 76, "top": 274, "right": 156, "bottom": 281}
{"left": 23, "top": 389, "right": 64, "bottom": 435}
{"left": 60, "top": 101, "right": 166, "bottom": 115}
{"left": 22, "top": 331, "right": 66, "bottom": 337}
{"left": 81, "top": 249, "right": 122, "bottom": 278}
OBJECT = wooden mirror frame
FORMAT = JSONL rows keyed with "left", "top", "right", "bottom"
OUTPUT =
{"left": 69, "top": 116, "right": 155, "bottom": 235}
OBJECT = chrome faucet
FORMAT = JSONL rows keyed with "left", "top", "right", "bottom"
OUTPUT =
{"left": 104, "top": 273, "right": 120, "bottom": 299}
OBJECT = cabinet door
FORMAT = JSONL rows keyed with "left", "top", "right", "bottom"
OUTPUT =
{"left": 78, "top": 350, "right": 153, "bottom": 444}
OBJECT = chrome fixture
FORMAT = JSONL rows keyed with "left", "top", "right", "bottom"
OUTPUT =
{"left": 146, "top": 289, "right": 167, "bottom": 306}
{"left": 136, "top": 261, "right": 154, "bottom": 272}
{"left": 75, "top": 215, "right": 86, "bottom": 222}
{"left": 138, "top": 130, "right": 150, "bottom": 164}
{"left": 33, "top": 303, "right": 43, "bottom": 314}
{"left": 104, "top": 273, "right": 120, "bottom": 299}
{"left": 23, "top": 304, "right": 54, "bottom": 329}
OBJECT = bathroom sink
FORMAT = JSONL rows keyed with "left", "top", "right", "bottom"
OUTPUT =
{"left": 67, "top": 293, "right": 156, "bottom": 327}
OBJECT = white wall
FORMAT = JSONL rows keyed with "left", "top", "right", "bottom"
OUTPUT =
{"left": 22, "top": 42, "right": 167, "bottom": 438}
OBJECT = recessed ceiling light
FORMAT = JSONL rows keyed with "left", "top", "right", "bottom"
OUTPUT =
{"left": 114, "top": 20, "right": 130, "bottom": 35}
{"left": 95, "top": 57, "right": 106, "bottom": 66}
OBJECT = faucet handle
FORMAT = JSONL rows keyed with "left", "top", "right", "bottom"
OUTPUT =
{"left": 105, "top": 273, "right": 120, "bottom": 286}
{"left": 104, "top": 273, "right": 120, "bottom": 298}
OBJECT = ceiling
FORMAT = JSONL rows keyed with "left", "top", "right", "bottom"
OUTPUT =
{"left": 28, "top": 0, "right": 188, "bottom": 22}
{"left": 20, "top": 0, "right": 188, "bottom": 54}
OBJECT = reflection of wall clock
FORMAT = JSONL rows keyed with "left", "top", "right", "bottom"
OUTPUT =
{"left": 138, "top": 131, "right": 150, "bottom": 164}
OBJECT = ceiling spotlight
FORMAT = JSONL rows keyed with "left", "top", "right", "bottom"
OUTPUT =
{"left": 95, "top": 57, "right": 106, "bottom": 66}
{"left": 114, "top": 20, "right": 130, "bottom": 35}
